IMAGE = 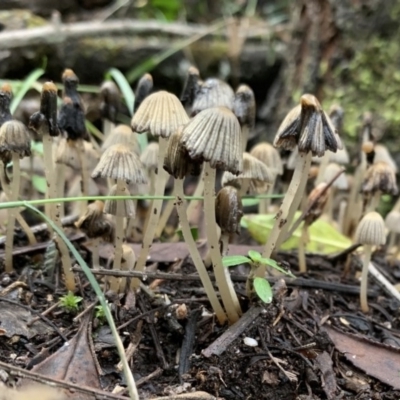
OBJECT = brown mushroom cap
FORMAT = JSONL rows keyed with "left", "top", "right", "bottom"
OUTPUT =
{"left": 100, "top": 80, "right": 120, "bottom": 123}
{"left": 0, "top": 83, "right": 12, "bottom": 128}
{"left": 135, "top": 73, "right": 153, "bottom": 111}
{"left": 215, "top": 185, "right": 243, "bottom": 235}
{"left": 92, "top": 143, "right": 147, "bottom": 184}
{"left": 181, "top": 106, "right": 243, "bottom": 174}
{"left": 0, "top": 120, "right": 31, "bottom": 162}
{"left": 233, "top": 84, "right": 256, "bottom": 129}
{"left": 131, "top": 90, "right": 189, "bottom": 138}
{"left": 101, "top": 124, "right": 140, "bottom": 155}
{"left": 355, "top": 211, "right": 386, "bottom": 246}
{"left": 361, "top": 161, "right": 398, "bottom": 196}
{"left": 250, "top": 142, "right": 283, "bottom": 176}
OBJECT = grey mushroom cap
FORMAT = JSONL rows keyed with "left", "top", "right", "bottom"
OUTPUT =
{"left": 100, "top": 80, "right": 120, "bottom": 123}
{"left": 191, "top": 78, "right": 235, "bottom": 116}
{"left": 140, "top": 142, "right": 159, "bottom": 170}
{"left": 181, "top": 106, "right": 243, "bottom": 175}
{"left": 101, "top": 124, "right": 140, "bottom": 155}
{"left": 92, "top": 144, "right": 147, "bottom": 184}
{"left": 274, "top": 94, "right": 342, "bottom": 157}
{"left": 361, "top": 161, "right": 398, "bottom": 196}
{"left": 233, "top": 84, "right": 256, "bottom": 129}
{"left": 0, "top": 120, "right": 31, "bottom": 162}
{"left": 250, "top": 142, "right": 283, "bottom": 176}
{"left": 215, "top": 185, "right": 243, "bottom": 235}
{"left": 131, "top": 90, "right": 189, "bottom": 138}
{"left": 355, "top": 211, "right": 386, "bottom": 246}
{"left": 385, "top": 210, "right": 400, "bottom": 234}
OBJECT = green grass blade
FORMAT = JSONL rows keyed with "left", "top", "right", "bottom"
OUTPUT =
{"left": 107, "top": 68, "right": 135, "bottom": 115}
{"left": 23, "top": 203, "right": 139, "bottom": 400}
{"left": 10, "top": 68, "right": 45, "bottom": 113}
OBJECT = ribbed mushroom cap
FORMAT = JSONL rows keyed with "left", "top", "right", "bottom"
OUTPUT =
{"left": 221, "top": 152, "right": 274, "bottom": 193}
{"left": 163, "top": 127, "right": 201, "bottom": 179}
{"left": 121, "top": 244, "right": 136, "bottom": 270}
{"left": 0, "top": 83, "right": 12, "bottom": 127}
{"left": 104, "top": 184, "right": 135, "bottom": 217}
{"left": 323, "top": 163, "right": 347, "bottom": 190}
{"left": 181, "top": 106, "right": 243, "bottom": 174}
{"left": 250, "top": 142, "right": 283, "bottom": 175}
{"left": 385, "top": 210, "right": 400, "bottom": 234}
{"left": 55, "top": 139, "right": 99, "bottom": 171}
{"left": 135, "top": 73, "right": 153, "bottom": 111}
{"left": 92, "top": 144, "right": 147, "bottom": 184}
{"left": 75, "top": 200, "right": 115, "bottom": 241}
{"left": 215, "top": 185, "right": 243, "bottom": 235}
{"left": 304, "top": 182, "right": 330, "bottom": 225}
{"left": 131, "top": 91, "right": 189, "bottom": 138}
{"left": 274, "top": 94, "right": 342, "bottom": 157}
{"left": 0, "top": 120, "right": 31, "bottom": 162}
{"left": 373, "top": 144, "right": 398, "bottom": 173}
{"left": 101, "top": 124, "right": 140, "bottom": 155}
{"left": 192, "top": 78, "right": 235, "bottom": 116}
{"left": 100, "top": 81, "right": 120, "bottom": 123}
{"left": 355, "top": 211, "right": 386, "bottom": 246}
{"left": 361, "top": 161, "right": 398, "bottom": 196}
{"left": 233, "top": 84, "right": 255, "bottom": 129}
{"left": 140, "top": 142, "right": 159, "bottom": 171}
{"left": 328, "top": 104, "right": 344, "bottom": 133}
{"left": 181, "top": 66, "right": 200, "bottom": 107}
{"left": 29, "top": 82, "right": 60, "bottom": 137}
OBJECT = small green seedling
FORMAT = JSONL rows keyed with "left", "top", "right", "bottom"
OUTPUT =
{"left": 95, "top": 305, "right": 107, "bottom": 323}
{"left": 222, "top": 250, "right": 295, "bottom": 304}
{"left": 59, "top": 291, "right": 83, "bottom": 313}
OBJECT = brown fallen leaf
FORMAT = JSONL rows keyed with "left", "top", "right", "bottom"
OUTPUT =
{"left": 26, "top": 316, "right": 100, "bottom": 399}
{"left": 324, "top": 325, "right": 400, "bottom": 390}
{"left": 315, "top": 351, "right": 337, "bottom": 400}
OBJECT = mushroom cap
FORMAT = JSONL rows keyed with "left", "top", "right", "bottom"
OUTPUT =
{"left": 92, "top": 143, "right": 147, "bottom": 184}
{"left": 323, "top": 163, "right": 347, "bottom": 190}
{"left": 62, "top": 68, "right": 79, "bottom": 85}
{"left": 140, "top": 142, "right": 159, "bottom": 170}
{"left": 0, "top": 83, "right": 12, "bottom": 128}
{"left": 304, "top": 182, "right": 330, "bottom": 225}
{"left": 0, "top": 120, "right": 31, "bottom": 161}
{"left": 355, "top": 211, "right": 386, "bottom": 246}
{"left": 361, "top": 161, "right": 398, "bottom": 196}
{"left": 274, "top": 94, "right": 342, "bottom": 157}
{"left": 221, "top": 152, "right": 274, "bottom": 194}
{"left": 135, "top": 73, "right": 153, "bottom": 111}
{"left": 250, "top": 142, "right": 283, "bottom": 175}
{"left": 131, "top": 90, "right": 189, "bottom": 138}
{"left": 181, "top": 106, "right": 243, "bottom": 174}
{"left": 233, "top": 84, "right": 256, "bottom": 129}
{"left": 373, "top": 144, "right": 398, "bottom": 173}
{"left": 104, "top": 183, "right": 136, "bottom": 217}
{"left": 181, "top": 66, "right": 200, "bottom": 107}
{"left": 192, "top": 78, "right": 234, "bottom": 116}
{"left": 328, "top": 104, "right": 344, "bottom": 132}
{"left": 101, "top": 124, "right": 140, "bottom": 155}
{"left": 100, "top": 80, "right": 120, "bottom": 123}
{"left": 215, "top": 185, "right": 243, "bottom": 234}
{"left": 75, "top": 200, "right": 115, "bottom": 241}
{"left": 163, "top": 127, "right": 201, "bottom": 179}
{"left": 58, "top": 95, "right": 87, "bottom": 140}
{"left": 385, "top": 210, "right": 400, "bottom": 234}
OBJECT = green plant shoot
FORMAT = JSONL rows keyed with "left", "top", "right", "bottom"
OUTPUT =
{"left": 59, "top": 291, "right": 83, "bottom": 313}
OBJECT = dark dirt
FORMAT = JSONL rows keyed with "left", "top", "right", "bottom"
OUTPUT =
{"left": 1, "top": 236, "right": 400, "bottom": 399}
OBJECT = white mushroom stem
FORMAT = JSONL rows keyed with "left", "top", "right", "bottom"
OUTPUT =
{"left": 259, "top": 152, "right": 312, "bottom": 272}
{"left": 258, "top": 176, "right": 277, "bottom": 214}
{"left": 103, "top": 119, "right": 115, "bottom": 139}
{"left": 0, "top": 163, "right": 36, "bottom": 246}
{"left": 298, "top": 224, "right": 309, "bottom": 273}
{"left": 133, "top": 136, "right": 169, "bottom": 287}
{"left": 55, "top": 163, "right": 66, "bottom": 218}
{"left": 77, "top": 138, "right": 89, "bottom": 212}
{"left": 241, "top": 125, "right": 249, "bottom": 153}
{"left": 174, "top": 177, "right": 227, "bottom": 324}
{"left": 220, "top": 233, "right": 230, "bottom": 256}
{"left": 4, "top": 153, "right": 21, "bottom": 272}
{"left": 204, "top": 162, "right": 241, "bottom": 323}
{"left": 110, "top": 179, "right": 126, "bottom": 291}
{"left": 155, "top": 198, "right": 175, "bottom": 238}
{"left": 367, "top": 192, "right": 380, "bottom": 213}
{"left": 368, "top": 261, "right": 400, "bottom": 303}
{"left": 338, "top": 199, "right": 347, "bottom": 234}
{"left": 325, "top": 187, "right": 336, "bottom": 222}
{"left": 360, "top": 245, "right": 372, "bottom": 313}
{"left": 92, "top": 237, "right": 100, "bottom": 268}
{"left": 315, "top": 152, "right": 330, "bottom": 185}
{"left": 186, "top": 168, "right": 204, "bottom": 225}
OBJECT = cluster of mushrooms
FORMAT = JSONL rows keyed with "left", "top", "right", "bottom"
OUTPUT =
{"left": 0, "top": 66, "right": 398, "bottom": 324}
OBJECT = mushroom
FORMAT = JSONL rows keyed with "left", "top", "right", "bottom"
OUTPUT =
{"left": 181, "top": 66, "right": 200, "bottom": 110}
{"left": 131, "top": 90, "right": 189, "bottom": 281}
{"left": 0, "top": 83, "right": 13, "bottom": 126}
{"left": 259, "top": 94, "right": 342, "bottom": 270}
{"left": 181, "top": 106, "right": 243, "bottom": 323}
{"left": 100, "top": 80, "right": 120, "bottom": 138}
{"left": 355, "top": 211, "right": 386, "bottom": 313}
{"left": 0, "top": 120, "right": 31, "bottom": 272}
{"left": 163, "top": 127, "right": 226, "bottom": 324}
{"left": 101, "top": 124, "right": 140, "bottom": 155}
{"left": 385, "top": 210, "right": 400, "bottom": 263}
{"left": 134, "top": 73, "right": 153, "bottom": 112}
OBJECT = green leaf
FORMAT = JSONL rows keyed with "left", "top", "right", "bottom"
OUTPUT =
{"left": 30, "top": 141, "right": 44, "bottom": 155}
{"left": 243, "top": 213, "right": 352, "bottom": 254}
{"left": 222, "top": 255, "right": 251, "bottom": 268}
{"left": 11, "top": 68, "right": 45, "bottom": 113}
{"left": 107, "top": 68, "right": 135, "bottom": 115}
{"left": 32, "top": 175, "right": 47, "bottom": 194}
{"left": 258, "top": 257, "right": 296, "bottom": 278}
{"left": 242, "top": 198, "right": 259, "bottom": 207}
{"left": 176, "top": 226, "right": 198, "bottom": 241}
{"left": 248, "top": 250, "right": 261, "bottom": 262}
{"left": 253, "top": 277, "right": 272, "bottom": 304}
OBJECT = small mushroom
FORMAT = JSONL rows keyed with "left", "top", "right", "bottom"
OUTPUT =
{"left": 355, "top": 211, "right": 386, "bottom": 313}
{"left": 0, "top": 83, "right": 13, "bottom": 127}
{"left": 385, "top": 210, "right": 400, "bottom": 263}
{"left": 101, "top": 124, "right": 140, "bottom": 155}
{"left": 181, "top": 66, "right": 200, "bottom": 109}
{"left": 134, "top": 73, "right": 153, "bottom": 112}
{"left": 100, "top": 80, "right": 120, "bottom": 137}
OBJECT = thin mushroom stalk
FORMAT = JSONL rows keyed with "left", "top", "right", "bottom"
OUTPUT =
{"left": 359, "top": 245, "right": 372, "bottom": 313}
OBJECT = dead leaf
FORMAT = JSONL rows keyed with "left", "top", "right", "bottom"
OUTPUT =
{"left": 27, "top": 316, "right": 100, "bottom": 399}
{"left": 324, "top": 326, "right": 400, "bottom": 390}
{"left": 315, "top": 351, "right": 337, "bottom": 400}
{"left": 1, "top": 384, "right": 66, "bottom": 400}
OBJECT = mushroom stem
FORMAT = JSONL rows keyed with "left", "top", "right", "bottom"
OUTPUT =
{"left": 133, "top": 136, "right": 169, "bottom": 286}
{"left": 4, "top": 153, "right": 20, "bottom": 271}
{"left": 367, "top": 192, "right": 380, "bottom": 213}
{"left": 338, "top": 199, "right": 347, "bottom": 233}
{"left": 77, "top": 138, "right": 89, "bottom": 211}
{"left": 186, "top": 168, "right": 204, "bottom": 225}
{"left": 325, "top": 187, "right": 335, "bottom": 222}
{"left": 203, "top": 162, "right": 241, "bottom": 323}
{"left": 259, "top": 152, "right": 312, "bottom": 269}
{"left": 0, "top": 163, "right": 36, "bottom": 246}
{"left": 155, "top": 198, "right": 175, "bottom": 238}
{"left": 220, "top": 233, "right": 230, "bottom": 257}
{"left": 92, "top": 237, "right": 100, "bottom": 268}
{"left": 259, "top": 176, "right": 276, "bottom": 214}
{"left": 103, "top": 119, "right": 115, "bottom": 139}
{"left": 111, "top": 179, "right": 126, "bottom": 291}
{"left": 241, "top": 125, "right": 249, "bottom": 152}
{"left": 55, "top": 163, "right": 66, "bottom": 218}
{"left": 360, "top": 245, "right": 372, "bottom": 313}
{"left": 298, "top": 224, "right": 308, "bottom": 273}
{"left": 174, "top": 178, "right": 227, "bottom": 324}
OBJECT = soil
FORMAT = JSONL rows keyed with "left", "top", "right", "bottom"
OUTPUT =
{"left": 1, "top": 230, "right": 400, "bottom": 400}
